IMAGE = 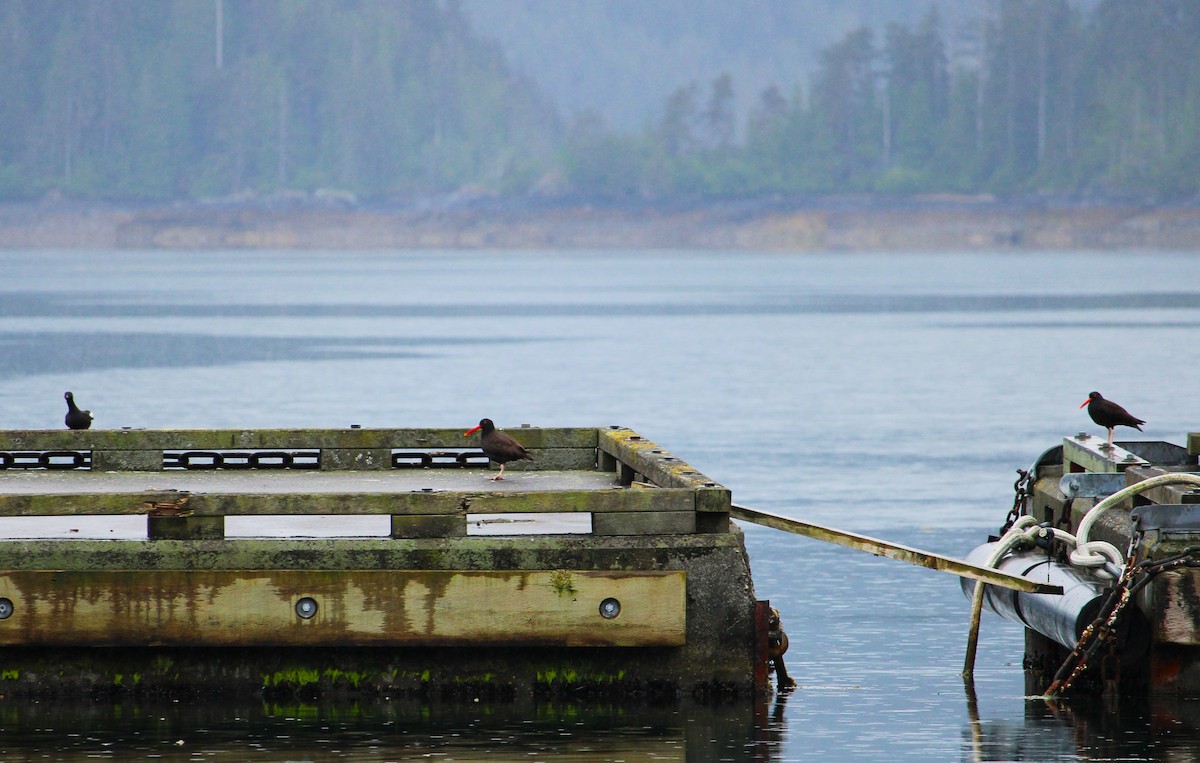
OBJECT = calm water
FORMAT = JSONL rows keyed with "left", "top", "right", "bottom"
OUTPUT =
{"left": 1, "top": 248, "right": 1199, "bottom": 761}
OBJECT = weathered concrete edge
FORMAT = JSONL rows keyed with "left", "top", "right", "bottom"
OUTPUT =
{"left": 0, "top": 530, "right": 760, "bottom": 700}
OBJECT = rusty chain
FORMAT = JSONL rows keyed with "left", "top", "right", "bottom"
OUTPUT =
{"left": 1001, "top": 468, "right": 1031, "bottom": 534}
{"left": 1046, "top": 532, "right": 1200, "bottom": 697}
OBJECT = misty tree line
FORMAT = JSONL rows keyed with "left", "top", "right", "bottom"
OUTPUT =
{"left": 566, "top": 0, "right": 1200, "bottom": 200}
{"left": 1, "top": 0, "right": 1197, "bottom": 203}
{"left": 0, "top": 0, "right": 559, "bottom": 201}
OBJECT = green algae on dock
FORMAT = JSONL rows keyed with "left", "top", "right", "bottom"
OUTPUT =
{"left": 0, "top": 426, "right": 759, "bottom": 699}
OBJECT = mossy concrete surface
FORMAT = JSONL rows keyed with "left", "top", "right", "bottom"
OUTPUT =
{"left": 0, "top": 532, "right": 759, "bottom": 699}
{"left": 0, "top": 427, "right": 756, "bottom": 698}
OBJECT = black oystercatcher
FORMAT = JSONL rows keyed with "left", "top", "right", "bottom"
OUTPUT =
{"left": 63, "top": 391, "right": 92, "bottom": 430}
{"left": 1080, "top": 391, "right": 1144, "bottom": 447}
{"left": 464, "top": 418, "right": 533, "bottom": 480}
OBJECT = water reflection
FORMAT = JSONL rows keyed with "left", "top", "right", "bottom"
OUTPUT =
{"left": 5, "top": 688, "right": 1196, "bottom": 762}
{"left": 962, "top": 678, "right": 1200, "bottom": 763}
{"left": 0, "top": 697, "right": 778, "bottom": 762}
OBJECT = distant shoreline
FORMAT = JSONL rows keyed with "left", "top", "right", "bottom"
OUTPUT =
{"left": 1, "top": 199, "right": 1198, "bottom": 251}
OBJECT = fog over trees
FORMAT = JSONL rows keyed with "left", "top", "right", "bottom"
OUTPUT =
{"left": 0, "top": 0, "right": 559, "bottom": 201}
{"left": 0, "top": 0, "right": 1193, "bottom": 203}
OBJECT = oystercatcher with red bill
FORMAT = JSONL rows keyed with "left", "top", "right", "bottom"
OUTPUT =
{"left": 464, "top": 418, "right": 534, "bottom": 480}
{"left": 1080, "top": 391, "right": 1144, "bottom": 447}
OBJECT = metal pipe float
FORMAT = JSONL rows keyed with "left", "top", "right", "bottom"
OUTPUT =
{"left": 960, "top": 542, "right": 1149, "bottom": 657}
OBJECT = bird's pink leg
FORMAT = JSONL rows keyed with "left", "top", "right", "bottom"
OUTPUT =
{"left": 1107, "top": 427, "right": 1114, "bottom": 448}
{"left": 490, "top": 463, "right": 506, "bottom": 481}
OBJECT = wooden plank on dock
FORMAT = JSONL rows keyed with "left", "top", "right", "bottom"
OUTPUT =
{"left": 0, "top": 491, "right": 468, "bottom": 517}
{"left": 593, "top": 510, "right": 696, "bottom": 536}
{"left": 730, "top": 504, "right": 1062, "bottom": 594}
{"left": 0, "top": 485, "right": 696, "bottom": 521}
{"left": 598, "top": 429, "right": 726, "bottom": 497}
{"left": 0, "top": 569, "right": 685, "bottom": 647}
{"left": 0, "top": 470, "right": 625, "bottom": 516}
{"left": 466, "top": 488, "right": 694, "bottom": 514}
{"left": 0, "top": 427, "right": 599, "bottom": 451}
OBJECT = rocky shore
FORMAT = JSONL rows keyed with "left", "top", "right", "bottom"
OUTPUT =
{"left": 1, "top": 199, "right": 1198, "bottom": 250}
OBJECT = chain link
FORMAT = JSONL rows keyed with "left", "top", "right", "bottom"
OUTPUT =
{"left": 1047, "top": 539, "right": 1200, "bottom": 697}
{"left": 1002, "top": 468, "right": 1031, "bottom": 534}
{"left": 162, "top": 450, "right": 320, "bottom": 470}
{"left": 0, "top": 451, "right": 91, "bottom": 470}
{"left": 392, "top": 450, "right": 491, "bottom": 469}
{"left": 2, "top": 448, "right": 494, "bottom": 470}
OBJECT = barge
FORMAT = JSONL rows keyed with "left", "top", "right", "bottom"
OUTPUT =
{"left": 0, "top": 423, "right": 1091, "bottom": 700}
{"left": 0, "top": 425, "right": 757, "bottom": 699}
{"left": 963, "top": 432, "right": 1200, "bottom": 696}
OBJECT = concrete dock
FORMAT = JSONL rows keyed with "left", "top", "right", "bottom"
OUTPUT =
{"left": 0, "top": 426, "right": 761, "bottom": 699}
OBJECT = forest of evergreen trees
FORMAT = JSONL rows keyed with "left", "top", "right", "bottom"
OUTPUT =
{"left": 568, "top": 1, "right": 1200, "bottom": 200}
{"left": 1, "top": 0, "right": 1197, "bottom": 204}
{"left": 0, "top": 0, "right": 561, "bottom": 202}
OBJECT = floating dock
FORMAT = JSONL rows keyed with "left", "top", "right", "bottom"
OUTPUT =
{"left": 965, "top": 432, "right": 1200, "bottom": 696}
{"left": 0, "top": 426, "right": 755, "bottom": 699}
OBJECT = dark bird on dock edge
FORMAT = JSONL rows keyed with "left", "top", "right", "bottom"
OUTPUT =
{"left": 64, "top": 391, "right": 92, "bottom": 430}
{"left": 464, "top": 418, "right": 534, "bottom": 481}
{"left": 1080, "top": 391, "right": 1144, "bottom": 447}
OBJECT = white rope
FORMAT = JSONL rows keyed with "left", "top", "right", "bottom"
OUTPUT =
{"left": 982, "top": 473, "right": 1200, "bottom": 572}
{"left": 964, "top": 472, "right": 1200, "bottom": 676}
{"left": 1071, "top": 472, "right": 1200, "bottom": 569}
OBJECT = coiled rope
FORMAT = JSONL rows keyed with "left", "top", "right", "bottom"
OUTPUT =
{"left": 963, "top": 472, "right": 1200, "bottom": 677}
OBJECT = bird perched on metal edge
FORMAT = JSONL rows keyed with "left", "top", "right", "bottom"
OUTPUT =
{"left": 1080, "top": 391, "right": 1144, "bottom": 448}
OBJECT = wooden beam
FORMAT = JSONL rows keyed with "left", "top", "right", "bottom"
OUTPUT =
{"left": 0, "top": 427, "right": 599, "bottom": 451}
{"left": 598, "top": 429, "right": 725, "bottom": 495}
{"left": 0, "top": 569, "right": 685, "bottom": 647}
{"left": 466, "top": 488, "right": 694, "bottom": 514}
{"left": 593, "top": 510, "right": 696, "bottom": 536}
{"left": 730, "top": 504, "right": 1062, "bottom": 594}
{"left": 0, "top": 487, "right": 701, "bottom": 518}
